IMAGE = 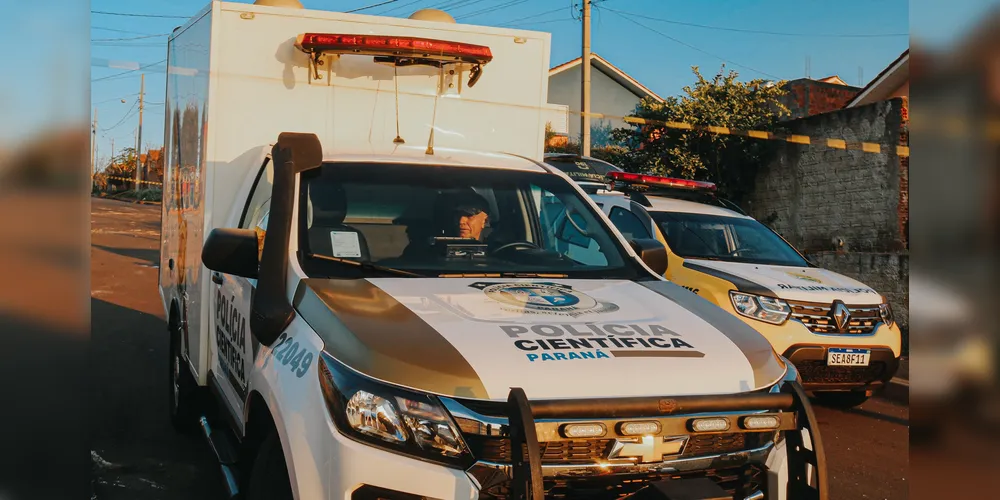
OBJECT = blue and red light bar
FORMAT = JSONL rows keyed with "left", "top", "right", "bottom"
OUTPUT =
{"left": 296, "top": 33, "right": 493, "bottom": 64}
{"left": 607, "top": 171, "right": 717, "bottom": 192}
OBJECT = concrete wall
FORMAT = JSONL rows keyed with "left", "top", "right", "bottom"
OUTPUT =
{"left": 746, "top": 98, "right": 909, "bottom": 344}
{"left": 548, "top": 63, "right": 644, "bottom": 141}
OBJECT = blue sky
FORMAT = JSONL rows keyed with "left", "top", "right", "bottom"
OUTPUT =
{"left": 86, "top": 0, "right": 921, "bottom": 166}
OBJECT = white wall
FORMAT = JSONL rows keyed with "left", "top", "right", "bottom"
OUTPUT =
{"left": 547, "top": 63, "right": 644, "bottom": 142}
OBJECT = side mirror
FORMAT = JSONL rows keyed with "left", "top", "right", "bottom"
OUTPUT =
{"left": 629, "top": 238, "right": 668, "bottom": 276}
{"left": 202, "top": 228, "right": 259, "bottom": 279}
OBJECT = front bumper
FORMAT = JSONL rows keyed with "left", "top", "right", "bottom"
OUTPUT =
{"left": 782, "top": 345, "right": 900, "bottom": 392}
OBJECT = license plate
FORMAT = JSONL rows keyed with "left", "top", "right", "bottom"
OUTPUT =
{"left": 827, "top": 348, "right": 871, "bottom": 366}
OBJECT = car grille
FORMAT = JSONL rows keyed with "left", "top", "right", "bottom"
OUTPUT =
{"left": 464, "top": 432, "right": 773, "bottom": 465}
{"left": 787, "top": 300, "right": 882, "bottom": 335}
{"left": 796, "top": 360, "right": 889, "bottom": 384}
{"left": 474, "top": 464, "right": 769, "bottom": 499}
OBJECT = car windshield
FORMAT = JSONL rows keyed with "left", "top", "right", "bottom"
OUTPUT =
{"left": 650, "top": 211, "right": 809, "bottom": 267}
{"left": 544, "top": 156, "right": 622, "bottom": 185}
{"left": 296, "top": 162, "right": 640, "bottom": 279}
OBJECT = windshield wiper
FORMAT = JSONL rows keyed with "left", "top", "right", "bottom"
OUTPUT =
{"left": 305, "top": 253, "right": 423, "bottom": 277}
{"left": 500, "top": 272, "right": 569, "bottom": 278}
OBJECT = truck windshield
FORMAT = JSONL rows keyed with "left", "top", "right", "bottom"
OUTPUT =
{"left": 296, "top": 162, "right": 640, "bottom": 279}
{"left": 650, "top": 212, "right": 810, "bottom": 267}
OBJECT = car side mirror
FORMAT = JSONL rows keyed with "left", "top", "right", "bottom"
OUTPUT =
{"left": 202, "top": 228, "right": 259, "bottom": 279}
{"left": 629, "top": 238, "right": 668, "bottom": 276}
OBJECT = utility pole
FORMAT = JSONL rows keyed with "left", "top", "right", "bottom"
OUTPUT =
{"left": 110, "top": 138, "right": 115, "bottom": 172}
{"left": 135, "top": 73, "right": 145, "bottom": 190}
{"left": 91, "top": 108, "right": 97, "bottom": 175}
{"left": 581, "top": 0, "right": 592, "bottom": 156}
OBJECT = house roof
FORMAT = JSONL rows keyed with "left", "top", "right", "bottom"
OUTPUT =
{"left": 550, "top": 53, "right": 664, "bottom": 102}
{"left": 817, "top": 75, "right": 849, "bottom": 86}
{"left": 845, "top": 49, "right": 909, "bottom": 108}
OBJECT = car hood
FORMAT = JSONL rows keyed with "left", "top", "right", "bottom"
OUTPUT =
{"left": 683, "top": 259, "right": 884, "bottom": 304}
{"left": 293, "top": 277, "right": 785, "bottom": 401}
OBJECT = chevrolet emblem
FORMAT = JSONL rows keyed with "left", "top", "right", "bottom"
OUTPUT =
{"left": 607, "top": 436, "right": 687, "bottom": 463}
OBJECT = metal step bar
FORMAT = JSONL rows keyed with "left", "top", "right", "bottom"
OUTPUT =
{"left": 504, "top": 381, "right": 828, "bottom": 500}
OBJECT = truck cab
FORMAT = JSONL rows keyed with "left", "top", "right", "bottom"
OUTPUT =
{"left": 159, "top": 3, "right": 828, "bottom": 499}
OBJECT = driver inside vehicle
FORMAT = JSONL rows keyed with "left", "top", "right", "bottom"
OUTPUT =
{"left": 400, "top": 189, "right": 492, "bottom": 260}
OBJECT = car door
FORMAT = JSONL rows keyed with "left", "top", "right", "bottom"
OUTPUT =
{"left": 209, "top": 158, "right": 272, "bottom": 421}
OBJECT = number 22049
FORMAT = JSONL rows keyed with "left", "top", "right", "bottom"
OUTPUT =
{"left": 265, "top": 332, "right": 313, "bottom": 378}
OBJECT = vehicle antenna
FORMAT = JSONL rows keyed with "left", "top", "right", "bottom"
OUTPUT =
{"left": 393, "top": 65, "right": 404, "bottom": 145}
{"left": 425, "top": 67, "right": 443, "bottom": 155}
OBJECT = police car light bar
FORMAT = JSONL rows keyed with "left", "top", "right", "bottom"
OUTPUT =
{"left": 607, "top": 171, "right": 717, "bottom": 192}
{"left": 295, "top": 33, "right": 493, "bottom": 65}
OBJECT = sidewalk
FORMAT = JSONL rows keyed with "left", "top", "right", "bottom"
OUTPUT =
{"left": 880, "top": 356, "right": 908, "bottom": 405}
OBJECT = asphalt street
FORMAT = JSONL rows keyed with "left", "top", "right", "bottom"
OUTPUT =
{"left": 89, "top": 197, "right": 910, "bottom": 499}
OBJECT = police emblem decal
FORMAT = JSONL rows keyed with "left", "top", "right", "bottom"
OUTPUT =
{"left": 470, "top": 282, "right": 619, "bottom": 316}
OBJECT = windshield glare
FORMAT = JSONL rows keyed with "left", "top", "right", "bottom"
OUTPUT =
{"left": 651, "top": 212, "right": 809, "bottom": 267}
{"left": 297, "top": 162, "right": 639, "bottom": 278}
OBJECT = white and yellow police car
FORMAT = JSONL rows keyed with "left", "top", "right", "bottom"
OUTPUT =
{"left": 548, "top": 163, "right": 902, "bottom": 409}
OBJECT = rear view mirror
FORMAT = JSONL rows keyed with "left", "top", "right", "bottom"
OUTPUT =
{"left": 202, "top": 228, "right": 259, "bottom": 279}
{"left": 629, "top": 238, "right": 668, "bottom": 276}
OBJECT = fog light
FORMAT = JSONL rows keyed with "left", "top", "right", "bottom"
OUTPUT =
{"left": 690, "top": 417, "right": 730, "bottom": 432}
{"left": 619, "top": 420, "right": 661, "bottom": 436}
{"left": 562, "top": 423, "right": 607, "bottom": 438}
{"left": 742, "top": 415, "right": 780, "bottom": 430}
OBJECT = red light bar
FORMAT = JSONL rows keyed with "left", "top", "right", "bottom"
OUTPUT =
{"left": 296, "top": 33, "right": 493, "bottom": 64}
{"left": 607, "top": 171, "right": 717, "bottom": 192}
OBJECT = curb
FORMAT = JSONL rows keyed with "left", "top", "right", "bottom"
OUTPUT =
{"left": 879, "top": 377, "right": 908, "bottom": 405}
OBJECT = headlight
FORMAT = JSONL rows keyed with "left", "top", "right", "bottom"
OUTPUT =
{"left": 729, "top": 291, "right": 791, "bottom": 325}
{"left": 879, "top": 302, "right": 895, "bottom": 326}
{"left": 318, "top": 352, "right": 473, "bottom": 467}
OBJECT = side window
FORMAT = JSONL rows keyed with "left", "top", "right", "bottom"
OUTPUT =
{"left": 240, "top": 159, "right": 274, "bottom": 230}
{"left": 532, "top": 186, "right": 608, "bottom": 266}
{"left": 609, "top": 206, "right": 652, "bottom": 240}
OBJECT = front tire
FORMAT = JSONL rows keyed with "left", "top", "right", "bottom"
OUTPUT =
{"left": 245, "top": 430, "right": 294, "bottom": 500}
{"left": 814, "top": 390, "right": 870, "bottom": 409}
{"left": 169, "top": 318, "right": 202, "bottom": 433}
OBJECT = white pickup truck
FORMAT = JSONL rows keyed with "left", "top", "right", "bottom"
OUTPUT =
{"left": 158, "top": 2, "right": 827, "bottom": 499}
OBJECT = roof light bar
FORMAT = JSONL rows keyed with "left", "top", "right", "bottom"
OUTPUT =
{"left": 295, "top": 33, "right": 493, "bottom": 65}
{"left": 607, "top": 171, "right": 717, "bottom": 192}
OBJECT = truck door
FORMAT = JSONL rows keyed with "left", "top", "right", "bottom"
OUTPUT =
{"left": 209, "top": 159, "right": 272, "bottom": 421}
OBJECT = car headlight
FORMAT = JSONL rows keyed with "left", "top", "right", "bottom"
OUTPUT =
{"left": 318, "top": 352, "right": 473, "bottom": 468}
{"left": 879, "top": 302, "right": 895, "bottom": 326}
{"left": 729, "top": 291, "right": 791, "bottom": 325}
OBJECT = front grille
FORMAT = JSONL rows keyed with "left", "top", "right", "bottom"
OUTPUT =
{"left": 474, "top": 464, "right": 769, "bottom": 499}
{"left": 796, "top": 360, "right": 888, "bottom": 384}
{"left": 465, "top": 432, "right": 774, "bottom": 465}
{"left": 787, "top": 300, "right": 882, "bottom": 335}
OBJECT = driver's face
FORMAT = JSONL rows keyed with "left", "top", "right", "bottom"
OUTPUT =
{"left": 457, "top": 211, "right": 488, "bottom": 240}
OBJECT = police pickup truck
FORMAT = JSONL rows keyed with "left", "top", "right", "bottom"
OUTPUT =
{"left": 159, "top": 2, "right": 827, "bottom": 499}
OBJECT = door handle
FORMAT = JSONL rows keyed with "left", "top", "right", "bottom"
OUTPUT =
{"left": 211, "top": 272, "right": 224, "bottom": 285}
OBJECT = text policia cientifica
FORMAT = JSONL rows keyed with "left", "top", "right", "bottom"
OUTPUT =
{"left": 499, "top": 323, "right": 698, "bottom": 362}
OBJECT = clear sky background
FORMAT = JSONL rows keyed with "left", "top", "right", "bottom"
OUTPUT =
{"left": 85, "top": 0, "right": 923, "bottom": 167}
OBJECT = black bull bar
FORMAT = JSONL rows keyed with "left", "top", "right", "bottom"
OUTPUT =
{"left": 504, "top": 381, "right": 827, "bottom": 500}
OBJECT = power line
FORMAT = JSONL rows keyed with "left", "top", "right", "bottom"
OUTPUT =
{"left": 607, "top": 10, "right": 783, "bottom": 80}
{"left": 602, "top": 7, "right": 908, "bottom": 38}
{"left": 457, "top": 0, "right": 532, "bottom": 20}
{"left": 102, "top": 99, "right": 139, "bottom": 132}
{"left": 92, "top": 59, "right": 167, "bottom": 83}
{"left": 498, "top": 6, "right": 568, "bottom": 26}
{"left": 346, "top": 0, "right": 401, "bottom": 13}
{"left": 92, "top": 10, "right": 189, "bottom": 19}
{"left": 92, "top": 34, "right": 170, "bottom": 42}
{"left": 376, "top": 0, "right": 426, "bottom": 15}
{"left": 92, "top": 26, "right": 158, "bottom": 35}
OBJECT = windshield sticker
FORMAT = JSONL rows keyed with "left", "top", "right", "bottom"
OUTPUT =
{"left": 776, "top": 283, "right": 877, "bottom": 294}
{"left": 786, "top": 272, "right": 823, "bottom": 283}
{"left": 500, "top": 323, "right": 703, "bottom": 362}
{"left": 471, "top": 282, "right": 619, "bottom": 317}
{"left": 330, "top": 231, "right": 362, "bottom": 258}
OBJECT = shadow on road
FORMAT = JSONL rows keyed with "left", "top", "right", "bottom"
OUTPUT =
{"left": 845, "top": 406, "right": 910, "bottom": 426}
{"left": 92, "top": 244, "right": 161, "bottom": 268}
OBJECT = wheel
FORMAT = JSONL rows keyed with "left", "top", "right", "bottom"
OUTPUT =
{"left": 169, "top": 317, "right": 202, "bottom": 433}
{"left": 813, "top": 390, "right": 869, "bottom": 409}
{"left": 245, "top": 430, "right": 294, "bottom": 500}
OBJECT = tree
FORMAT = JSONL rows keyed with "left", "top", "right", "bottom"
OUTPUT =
{"left": 612, "top": 65, "right": 789, "bottom": 202}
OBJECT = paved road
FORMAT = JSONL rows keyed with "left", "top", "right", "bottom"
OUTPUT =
{"left": 90, "top": 198, "right": 909, "bottom": 499}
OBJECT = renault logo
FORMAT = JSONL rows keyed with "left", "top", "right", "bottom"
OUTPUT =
{"left": 831, "top": 301, "right": 851, "bottom": 331}
{"left": 607, "top": 436, "right": 687, "bottom": 463}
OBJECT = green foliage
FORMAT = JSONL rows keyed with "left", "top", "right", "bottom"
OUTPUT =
{"left": 612, "top": 65, "right": 790, "bottom": 202}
